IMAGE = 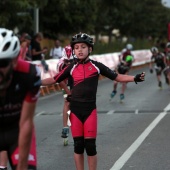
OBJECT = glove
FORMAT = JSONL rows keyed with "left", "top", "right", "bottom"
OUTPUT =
{"left": 150, "top": 69, "right": 153, "bottom": 73}
{"left": 134, "top": 72, "right": 145, "bottom": 84}
{"left": 66, "top": 95, "right": 72, "bottom": 102}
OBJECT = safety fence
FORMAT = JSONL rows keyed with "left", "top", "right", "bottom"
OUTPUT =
{"left": 32, "top": 49, "right": 152, "bottom": 96}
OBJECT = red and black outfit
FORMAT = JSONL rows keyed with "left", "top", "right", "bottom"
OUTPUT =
{"left": 54, "top": 59, "right": 118, "bottom": 155}
{"left": 0, "top": 60, "right": 41, "bottom": 170}
{"left": 118, "top": 49, "right": 133, "bottom": 74}
{"left": 151, "top": 52, "right": 166, "bottom": 75}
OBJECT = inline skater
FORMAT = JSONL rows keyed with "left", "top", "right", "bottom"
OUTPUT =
{"left": 164, "top": 42, "right": 170, "bottom": 86}
{"left": 110, "top": 43, "right": 134, "bottom": 102}
{"left": 149, "top": 46, "right": 166, "bottom": 89}
{"left": 0, "top": 28, "right": 41, "bottom": 170}
{"left": 42, "top": 33, "right": 145, "bottom": 170}
{"left": 57, "top": 45, "right": 74, "bottom": 145}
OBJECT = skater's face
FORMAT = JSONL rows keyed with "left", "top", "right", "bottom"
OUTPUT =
{"left": 73, "top": 43, "right": 92, "bottom": 60}
{"left": 0, "top": 58, "right": 17, "bottom": 90}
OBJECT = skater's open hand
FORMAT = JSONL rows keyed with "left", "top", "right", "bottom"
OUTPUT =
{"left": 134, "top": 72, "right": 145, "bottom": 84}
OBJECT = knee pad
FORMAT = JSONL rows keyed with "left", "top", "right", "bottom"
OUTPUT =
{"left": 84, "top": 139, "right": 97, "bottom": 156}
{"left": 74, "top": 137, "right": 84, "bottom": 154}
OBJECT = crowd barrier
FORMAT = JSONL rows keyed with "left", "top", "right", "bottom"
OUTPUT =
{"left": 32, "top": 49, "right": 152, "bottom": 96}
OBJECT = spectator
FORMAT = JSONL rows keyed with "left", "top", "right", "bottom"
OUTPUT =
{"left": 31, "top": 32, "right": 49, "bottom": 72}
{"left": 49, "top": 39, "right": 63, "bottom": 59}
{"left": 18, "top": 34, "right": 32, "bottom": 61}
{"left": 31, "top": 32, "right": 47, "bottom": 61}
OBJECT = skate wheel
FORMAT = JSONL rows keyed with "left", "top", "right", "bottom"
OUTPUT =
{"left": 120, "top": 100, "right": 123, "bottom": 103}
{"left": 63, "top": 138, "right": 68, "bottom": 146}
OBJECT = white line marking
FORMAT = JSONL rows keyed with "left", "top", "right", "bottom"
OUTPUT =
{"left": 107, "top": 110, "right": 115, "bottom": 115}
{"left": 36, "top": 111, "right": 45, "bottom": 116}
{"left": 110, "top": 103, "right": 170, "bottom": 170}
{"left": 135, "top": 109, "right": 139, "bottom": 114}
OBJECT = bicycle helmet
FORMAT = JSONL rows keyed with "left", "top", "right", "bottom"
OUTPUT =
{"left": 70, "top": 33, "right": 94, "bottom": 50}
{"left": 126, "top": 44, "right": 133, "bottom": 50}
{"left": 62, "top": 45, "right": 73, "bottom": 60}
{"left": 166, "top": 42, "right": 170, "bottom": 48}
{"left": 150, "top": 47, "right": 159, "bottom": 53}
{"left": 0, "top": 28, "right": 20, "bottom": 59}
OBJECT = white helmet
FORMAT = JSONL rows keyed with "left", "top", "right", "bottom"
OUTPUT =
{"left": 126, "top": 44, "right": 133, "bottom": 50}
{"left": 166, "top": 42, "right": 170, "bottom": 48}
{"left": 150, "top": 47, "right": 158, "bottom": 53}
{"left": 0, "top": 28, "right": 20, "bottom": 59}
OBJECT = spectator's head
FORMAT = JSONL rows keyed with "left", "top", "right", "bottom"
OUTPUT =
{"left": 24, "top": 34, "right": 32, "bottom": 45}
{"left": 0, "top": 28, "right": 20, "bottom": 90}
{"left": 34, "top": 32, "right": 43, "bottom": 42}
{"left": 19, "top": 32, "right": 28, "bottom": 43}
{"left": 54, "top": 39, "right": 61, "bottom": 48}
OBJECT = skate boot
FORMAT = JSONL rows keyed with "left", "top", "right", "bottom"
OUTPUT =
{"left": 110, "top": 90, "right": 117, "bottom": 99}
{"left": 120, "top": 94, "right": 125, "bottom": 103}
{"left": 158, "top": 81, "right": 162, "bottom": 89}
{"left": 61, "top": 127, "right": 69, "bottom": 146}
{"left": 0, "top": 167, "right": 7, "bottom": 170}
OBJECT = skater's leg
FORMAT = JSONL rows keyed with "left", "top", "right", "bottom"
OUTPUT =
{"left": 110, "top": 81, "right": 118, "bottom": 98}
{"left": 0, "top": 151, "right": 8, "bottom": 170}
{"left": 62, "top": 99, "right": 70, "bottom": 127}
{"left": 85, "top": 139, "right": 97, "bottom": 170}
{"left": 61, "top": 98, "right": 70, "bottom": 138}
{"left": 74, "top": 153, "right": 84, "bottom": 170}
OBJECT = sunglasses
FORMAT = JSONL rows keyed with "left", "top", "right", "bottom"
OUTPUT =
{"left": 0, "top": 59, "right": 12, "bottom": 68}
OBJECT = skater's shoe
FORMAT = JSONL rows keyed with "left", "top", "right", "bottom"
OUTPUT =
{"left": 158, "top": 81, "right": 162, "bottom": 89}
{"left": 61, "top": 127, "right": 69, "bottom": 138}
{"left": 120, "top": 94, "right": 125, "bottom": 101}
{"left": 110, "top": 90, "right": 117, "bottom": 98}
{"left": 0, "top": 167, "right": 7, "bottom": 170}
{"left": 165, "top": 77, "right": 169, "bottom": 85}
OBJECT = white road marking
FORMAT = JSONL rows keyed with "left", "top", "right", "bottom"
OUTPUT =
{"left": 135, "top": 109, "right": 139, "bottom": 114}
{"left": 107, "top": 110, "right": 115, "bottom": 115}
{"left": 110, "top": 103, "right": 170, "bottom": 170}
{"left": 36, "top": 111, "right": 45, "bottom": 116}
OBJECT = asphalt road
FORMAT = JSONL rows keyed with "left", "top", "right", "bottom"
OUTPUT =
{"left": 9, "top": 65, "right": 170, "bottom": 170}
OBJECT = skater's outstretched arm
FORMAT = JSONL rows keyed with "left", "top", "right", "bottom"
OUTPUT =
{"left": 115, "top": 72, "right": 145, "bottom": 83}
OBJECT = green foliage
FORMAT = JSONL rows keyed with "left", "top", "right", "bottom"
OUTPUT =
{"left": 1, "top": 0, "right": 170, "bottom": 45}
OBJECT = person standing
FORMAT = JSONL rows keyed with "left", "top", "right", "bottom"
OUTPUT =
{"left": 41, "top": 33, "right": 145, "bottom": 170}
{"left": 49, "top": 39, "right": 63, "bottom": 59}
{"left": 0, "top": 28, "right": 41, "bottom": 170}
{"left": 18, "top": 34, "right": 32, "bottom": 61}
{"left": 31, "top": 32, "right": 49, "bottom": 72}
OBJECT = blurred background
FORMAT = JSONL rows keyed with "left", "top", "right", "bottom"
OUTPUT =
{"left": 1, "top": 0, "right": 170, "bottom": 55}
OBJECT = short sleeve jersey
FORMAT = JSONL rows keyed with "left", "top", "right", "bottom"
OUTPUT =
{"left": 54, "top": 59, "right": 118, "bottom": 102}
{"left": 151, "top": 52, "right": 165, "bottom": 67}
{"left": 0, "top": 59, "right": 41, "bottom": 130}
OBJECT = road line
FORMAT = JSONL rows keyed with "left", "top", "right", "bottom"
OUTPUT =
{"left": 110, "top": 103, "right": 170, "bottom": 170}
{"left": 135, "top": 109, "right": 139, "bottom": 114}
{"left": 107, "top": 110, "right": 115, "bottom": 115}
{"left": 36, "top": 111, "right": 45, "bottom": 116}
